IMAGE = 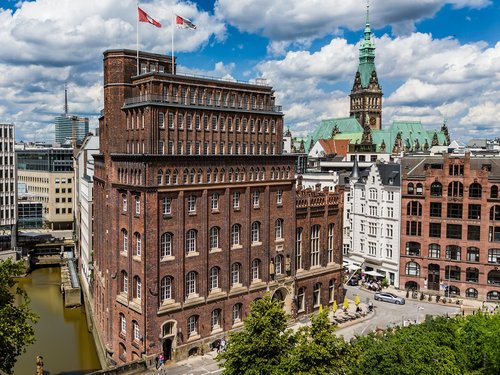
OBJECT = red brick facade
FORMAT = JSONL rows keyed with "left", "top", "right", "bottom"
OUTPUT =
{"left": 400, "top": 153, "right": 500, "bottom": 302}
{"left": 92, "top": 50, "right": 344, "bottom": 365}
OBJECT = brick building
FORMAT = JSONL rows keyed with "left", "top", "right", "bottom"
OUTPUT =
{"left": 400, "top": 153, "right": 500, "bottom": 301}
{"left": 92, "top": 49, "right": 344, "bottom": 365}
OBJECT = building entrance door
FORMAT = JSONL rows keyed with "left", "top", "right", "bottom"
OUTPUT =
{"left": 428, "top": 264, "right": 440, "bottom": 291}
{"left": 163, "top": 338, "right": 173, "bottom": 361}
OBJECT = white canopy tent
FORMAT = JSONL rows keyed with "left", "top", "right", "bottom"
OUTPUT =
{"left": 365, "top": 270, "right": 384, "bottom": 277}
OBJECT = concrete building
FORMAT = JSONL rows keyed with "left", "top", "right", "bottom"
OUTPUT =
{"left": 344, "top": 161, "right": 401, "bottom": 286}
{"left": 92, "top": 49, "right": 344, "bottom": 365}
{"left": 0, "top": 123, "right": 17, "bottom": 248}
{"left": 16, "top": 146, "right": 74, "bottom": 230}
{"left": 400, "top": 153, "right": 500, "bottom": 301}
{"left": 74, "top": 135, "right": 99, "bottom": 300}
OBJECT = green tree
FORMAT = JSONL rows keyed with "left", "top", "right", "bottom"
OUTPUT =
{"left": 217, "top": 293, "right": 293, "bottom": 375}
{"left": 280, "top": 310, "right": 358, "bottom": 375}
{"left": 0, "top": 259, "right": 38, "bottom": 374}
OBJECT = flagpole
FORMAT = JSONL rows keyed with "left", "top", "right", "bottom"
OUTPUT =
{"left": 171, "top": 12, "right": 175, "bottom": 74}
{"left": 136, "top": 1, "right": 139, "bottom": 76}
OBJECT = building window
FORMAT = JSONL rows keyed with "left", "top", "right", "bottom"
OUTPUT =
{"left": 310, "top": 225, "right": 320, "bottom": 266}
{"left": 385, "top": 244, "right": 393, "bottom": 258}
{"left": 428, "top": 243, "right": 440, "bottom": 258}
{"left": 208, "top": 267, "right": 220, "bottom": 292}
{"left": 368, "top": 242, "right": 377, "bottom": 256}
{"left": 469, "top": 183, "right": 482, "bottom": 198}
{"left": 133, "top": 276, "right": 141, "bottom": 300}
{"left": 209, "top": 227, "right": 220, "bottom": 250}
{"left": 407, "top": 183, "right": 414, "bottom": 195}
{"left": 449, "top": 164, "right": 464, "bottom": 176}
{"left": 468, "top": 204, "right": 481, "bottom": 220}
{"left": 447, "top": 203, "right": 463, "bottom": 219}
{"left": 133, "top": 321, "right": 140, "bottom": 342}
{"left": 386, "top": 224, "right": 393, "bottom": 238}
{"left": 158, "top": 112, "right": 164, "bottom": 128}
{"left": 446, "top": 245, "right": 461, "bottom": 261}
{"left": 295, "top": 228, "right": 303, "bottom": 270}
{"left": 252, "top": 190, "right": 260, "bottom": 207}
{"left": 233, "top": 192, "right": 240, "bottom": 209}
{"left": 406, "top": 242, "right": 421, "bottom": 256}
{"left": 466, "top": 288, "right": 478, "bottom": 299}
{"left": 120, "top": 314, "right": 126, "bottom": 335}
{"left": 275, "top": 255, "right": 283, "bottom": 275}
{"left": 160, "top": 233, "right": 173, "bottom": 258}
{"left": 329, "top": 280, "right": 335, "bottom": 302}
{"left": 231, "top": 263, "right": 241, "bottom": 287}
{"left": 327, "top": 223, "right": 334, "bottom": 263}
{"left": 122, "top": 229, "right": 128, "bottom": 254}
{"left": 122, "top": 194, "right": 127, "bottom": 212}
{"left": 275, "top": 219, "right": 283, "bottom": 240}
{"left": 251, "top": 259, "right": 260, "bottom": 281}
{"left": 186, "top": 271, "right": 197, "bottom": 297}
{"left": 407, "top": 201, "right": 422, "bottom": 216}
{"left": 135, "top": 196, "right": 140, "bottom": 215}
{"left": 121, "top": 271, "right": 128, "bottom": 294}
{"left": 160, "top": 276, "right": 173, "bottom": 302}
{"left": 467, "top": 225, "right": 481, "bottom": 241}
{"left": 406, "top": 221, "right": 422, "bottom": 236}
{"left": 162, "top": 197, "right": 172, "bottom": 215}
{"left": 232, "top": 303, "right": 242, "bottom": 324}
{"left": 488, "top": 248, "right": 500, "bottom": 263}
{"left": 231, "top": 224, "right": 241, "bottom": 246}
{"left": 187, "top": 315, "right": 198, "bottom": 337}
{"left": 369, "top": 188, "right": 377, "bottom": 200}
{"left": 448, "top": 181, "right": 464, "bottom": 197}
{"left": 251, "top": 222, "right": 260, "bottom": 244}
{"left": 429, "top": 222, "right": 441, "bottom": 238}
{"left": 276, "top": 189, "right": 283, "bottom": 205}
{"left": 211, "top": 309, "right": 221, "bottom": 331}
{"left": 405, "top": 262, "right": 420, "bottom": 276}
{"left": 466, "top": 247, "right": 480, "bottom": 262}
{"left": 297, "top": 287, "right": 305, "bottom": 311}
{"left": 491, "top": 185, "right": 499, "bottom": 199}
{"left": 429, "top": 202, "right": 442, "bottom": 217}
{"left": 313, "top": 283, "right": 321, "bottom": 306}
{"left": 446, "top": 224, "right": 462, "bottom": 239}
{"left": 187, "top": 195, "right": 196, "bottom": 213}
{"left": 134, "top": 233, "right": 141, "bottom": 256}
{"left": 211, "top": 193, "right": 219, "bottom": 210}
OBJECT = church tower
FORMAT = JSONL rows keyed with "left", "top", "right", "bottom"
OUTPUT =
{"left": 349, "top": 3, "right": 383, "bottom": 130}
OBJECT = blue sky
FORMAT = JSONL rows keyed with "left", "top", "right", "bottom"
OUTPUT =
{"left": 0, "top": 0, "right": 498, "bottom": 142}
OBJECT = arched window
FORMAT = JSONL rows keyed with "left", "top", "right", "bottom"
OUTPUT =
{"left": 407, "top": 201, "right": 422, "bottom": 216}
{"left": 160, "top": 233, "right": 173, "bottom": 258}
{"left": 430, "top": 182, "right": 442, "bottom": 196}
{"left": 465, "top": 288, "right": 478, "bottom": 298}
{"left": 416, "top": 183, "right": 423, "bottom": 195}
{"left": 275, "top": 255, "right": 284, "bottom": 275}
{"left": 160, "top": 276, "right": 173, "bottom": 303}
{"left": 231, "top": 263, "right": 241, "bottom": 287}
{"left": 469, "top": 182, "right": 482, "bottom": 198}
{"left": 446, "top": 245, "right": 461, "bottom": 261}
{"left": 406, "top": 242, "right": 421, "bottom": 256}
{"left": 187, "top": 315, "right": 199, "bottom": 337}
{"left": 313, "top": 283, "right": 321, "bottom": 306}
{"left": 231, "top": 224, "right": 241, "bottom": 246}
{"left": 186, "top": 229, "right": 197, "bottom": 254}
{"left": 297, "top": 287, "right": 305, "bottom": 311}
{"left": 165, "top": 170, "right": 171, "bottom": 185}
{"left": 132, "top": 320, "right": 140, "bottom": 342}
{"left": 251, "top": 259, "right": 261, "bottom": 281}
{"left": 172, "top": 169, "right": 178, "bottom": 184}
{"left": 122, "top": 229, "right": 128, "bottom": 254}
{"left": 491, "top": 185, "right": 499, "bottom": 199}
{"left": 467, "top": 247, "right": 480, "bottom": 262}
{"left": 121, "top": 271, "right": 128, "bottom": 294}
{"left": 251, "top": 222, "right": 260, "bottom": 243}
{"left": 487, "top": 270, "right": 500, "bottom": 285}
{"left": 186, "top": 271, "right": 197, "bottom": 297}
{"left": 134, "top": 232, "right": 141, "bottom": 256}
{"left": 209, "top": 227, "right": 220, "bottom": 250}
{"left": 405, "top": 262, "right": 420, "bottom": 276}
{"left": 448, "top": 286, "right": 460, "bottom": 297}
{"left": 211, "top": 309, "right": 222, "bottom": 331}
{"left": 133, "top": 276, "right": 141, "bottom": 300}
{"left": 407, "top": 183, "right": 414, "bottom": 195}
{"left": 157, "top": 169, "right": 163, "bottom": 185}
{"left": 275, "top": 219, "right": 283, "bottom": 240}
{"left": 119, "top": 313, "right": 126, "bottom": 334}
{"left": 448, "top": 181, "right": 464, "bottom": 197}
{"left": 487, "top": 291, "right": 500, "bottom": 300}
{"left": 232, "top": 303, "right": 242, "bottom": 324}
{"left": 209, "top": 267, "right": 220, "bottom": 291}
{"left": 490, "top": 206, "right": 500, "bottom": 221}
{"left": 211, "top": 192, "right": 219, "bottom": 210}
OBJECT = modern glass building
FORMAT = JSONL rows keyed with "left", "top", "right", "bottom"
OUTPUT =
{"left": 55, "top": 115, "right": 89, "bottom": 145}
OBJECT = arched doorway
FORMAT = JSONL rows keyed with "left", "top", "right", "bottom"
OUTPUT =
{"left": 272, "top": 287, "right": 292, "bottom": 315}
{"left": 163, "top": 338, "right": 173, "bottom": 361}
{"left": 428, "top": 264, "right": 440, "bottom": 291}
{"left": 160, "top": 321, "right": 177, "bottom": 361}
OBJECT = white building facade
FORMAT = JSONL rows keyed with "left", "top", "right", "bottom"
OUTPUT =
{"left": 0, "top": 124, "right": 17, "bottom": 236}
{"left": 344, "top": 162, "right": 402, "bottom": 287}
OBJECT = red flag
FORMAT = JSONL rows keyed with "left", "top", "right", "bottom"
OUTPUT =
{"left": 176, "top": 15, "right": 196, "bottom": 30}
{"left": 138, "top": 7, "right": 161, "bottom": 28}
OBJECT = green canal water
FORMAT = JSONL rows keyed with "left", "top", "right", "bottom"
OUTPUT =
{"left": 12, "top": 267, "right": 101, "bottom": 375}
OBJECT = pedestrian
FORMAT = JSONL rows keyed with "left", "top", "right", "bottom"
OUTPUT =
{"left": 159, "top": 353, "right": 164, "bottom": 368}
{"left": 155, "top": 355, "right": 159, "bottom": 369}
{"left": 368, "top": 300, "right": 373, "bottom": 312}
{"left": 220, "top": 337, "right": 226, "bottom": 352}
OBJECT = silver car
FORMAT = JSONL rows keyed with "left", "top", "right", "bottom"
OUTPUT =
{"left": 374, "top": 292, "right": 405, "bottom": 305}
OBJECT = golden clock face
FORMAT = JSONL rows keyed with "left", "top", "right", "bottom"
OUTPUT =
{"left": 369, "top": 117, "right": 376, "bottom": 126}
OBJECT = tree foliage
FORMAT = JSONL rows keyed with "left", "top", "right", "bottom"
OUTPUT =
{"left": 0, "top": 259, "right": 38, "bottom": 374}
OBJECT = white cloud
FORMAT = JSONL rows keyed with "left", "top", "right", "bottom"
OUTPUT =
{"left": 461, "top": 101, "right": 500, "bottom": 125}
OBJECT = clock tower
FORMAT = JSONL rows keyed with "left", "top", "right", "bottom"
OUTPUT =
{"left": 349, "top": 3, "right": 383, "bottom": 130}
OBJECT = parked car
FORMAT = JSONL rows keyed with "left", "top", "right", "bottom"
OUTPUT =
{"left": 347, "top": 277, "right": 359, "bottom": 286}
{"left": 374, "top": 292, "right": 405, "bottom": 305}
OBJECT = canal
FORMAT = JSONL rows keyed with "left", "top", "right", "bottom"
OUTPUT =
{"left": 13, "top": 267, "right": 101, "bottom": 375}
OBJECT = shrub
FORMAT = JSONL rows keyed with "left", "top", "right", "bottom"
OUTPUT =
{"left": 420, "top": 293, "right": 425, "bottom": 301}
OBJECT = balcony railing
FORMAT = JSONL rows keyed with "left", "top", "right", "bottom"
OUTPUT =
{"left": 124, "top": 94, "right": 282, "bottom": 113}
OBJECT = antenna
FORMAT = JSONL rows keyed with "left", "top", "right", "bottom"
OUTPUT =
{"left": 64, "top": 83, "right": 68, "bottom": 115}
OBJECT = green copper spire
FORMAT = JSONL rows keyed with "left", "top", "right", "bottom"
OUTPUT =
{"left": 358, "top": 1, "right": 376, "bottom": 88}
